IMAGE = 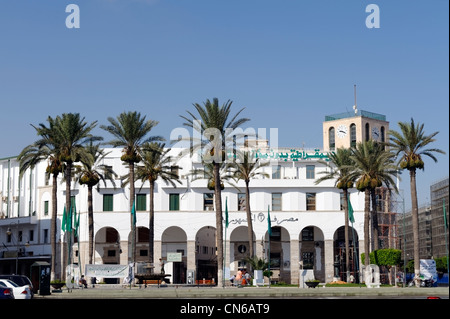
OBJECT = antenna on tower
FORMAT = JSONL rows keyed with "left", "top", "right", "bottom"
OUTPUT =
{"left": 352, "top": 84, "right": 358, "bottom": 115}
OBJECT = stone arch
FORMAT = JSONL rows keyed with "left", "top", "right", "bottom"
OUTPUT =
{"left": 229, "top": 226, "right": 256, "bottom": 271}
{"left": 94, "top": 226, "right": 121, "bottom": 265}
{"left": 299, "top": 225, "right": 325, "bottom": 282}
{"left": 333, "top": 225, "right": 360, "bottom": 282}
{"left": 161, "top": 226, "right": 187, "bottom": 284}
{"left": 195, "top": 226, "right": 217, "bottom": 283}
{"left": 264, "top": 226, "right": 290, "bottom": 283}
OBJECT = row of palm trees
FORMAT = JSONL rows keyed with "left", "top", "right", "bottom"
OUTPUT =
{"left": 17, "top": 99, "right": 444, "bottom": 287}
{"left": 316, "top": 119, "right": 445, "bottom": 285}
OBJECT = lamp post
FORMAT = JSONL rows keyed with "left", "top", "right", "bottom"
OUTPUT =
{"left": 6, "top": 221, "right": 29, "bottom": 274}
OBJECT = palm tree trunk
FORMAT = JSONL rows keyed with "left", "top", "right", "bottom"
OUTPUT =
{"left": 214, "top": 162, "right": 223, "bottom": 287}
{"left": 371, "top": 188, "right": 379, "bottom": 251}
{"left": 50, "top": 173, "right": 58, "bottom": 280}
{"left": 409, "top": 168, "right": 421, "bottom": 287}
{"left": 245, "top": 180, "right": 254, "bottom": 258}
{"left": 364, "top": 188, "right": 370, "bottom": 267}
{"left": 129, "top": 162, "right": 136, "bottom": 264}
{"left": 149, "top": 180, "right": 155, "bottom": 270}
{"left": 343, "top": 189, "right": 350, "bottom": 282}
{"left": 88, "top": 185, "right": 94, "bottom": 264}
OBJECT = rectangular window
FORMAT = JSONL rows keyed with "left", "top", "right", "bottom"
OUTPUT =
{"left": 140, "top": 249, "right": 148, "bottom": 257}
{"left": 29, "top": 230, "right": 34, "bottom": 242}
{"left": 301, "top": 227, "right": 314, "bottom": 241}
{"left": 238, "top": 193, "right": 246, "bottom": 211}
{"left": 43, "top": 229, "right": 49, "bottom": 244}
{"left": 340, "top": 193, "right": 345, "bottom": 211}
{"left": 103, "top": 194, "right": 114, "bottom": 212}
{"left": 107, "top": 250, "right": 116, "bottom": 257}
{"left": 44, "top": 201, "right": 49, "bottom": 216}
{"left": 272, "top": 165, "right": 281, "bottom": 179}
{"left": 136, "top": 194, "right": 146, "bottom": 211}
{"left": 306, "top": 193, "right": 316, "bottom": 211}
{"left": 270, "top": 252, "right": 281, "bottom": 269}
{"left": 272, "top": 193, "right": 282, "bottom": 211}
{"left": 169, "top": 194, "right": 180, "bottom": 211}
{"left": 203, "top": 193, "right": 214, "bottom": 211}
{"left": 171, "top": 166, "right": 179, "bottom": 179}
{"left": 302, "top": 252, "right": 314, "bottom": 269}
{"left": 138, "top": 227, "right": 149, "bottom": 243}
{"left": 306, "top": 165, "right": 315, "bottom": 179}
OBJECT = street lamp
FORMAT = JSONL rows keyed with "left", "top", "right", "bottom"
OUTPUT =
{"left": 6, "top": 222, "right": 29, "bottom": 274}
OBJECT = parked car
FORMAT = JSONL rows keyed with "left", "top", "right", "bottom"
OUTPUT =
{"left": 0, "top": 279, "right": 32, "bottom": 299}
{"left": 0, "top": 275, "right": 34, "bottom": 297}
{"left": 0, "top": 284, "right": 14, "bottom": 299}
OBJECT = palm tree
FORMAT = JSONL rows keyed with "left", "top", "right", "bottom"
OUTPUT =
{"left": 18, "top": 118, "right": 64, "bottom": 280}
{"left": 101, "top": 111, "right": 163, "bottom": 263}
{"left": 350, "top": 140, "right": 398, "bottom": 269}
{"left": 54, "top": 113, "right": 98, "bottom": 269}
{"left": 76, "top": 141, "right": 117, "bottom": 265}
{"left": 180, "top": 98, "right": 249, "bottom": 287}
{"left": 315, "top": 147, "right": 355, "bottom": 282}
{"left": 229, "top": 151, "right": 269, "bottom": 258}
{"left": 132, "top": 142, "right": 181, "bottom": 269}
{"left": 388, "top": 118, "right": 445, "bottom": 286}
{"left": 189, "top": 161, "right": 236, "bottom": 191}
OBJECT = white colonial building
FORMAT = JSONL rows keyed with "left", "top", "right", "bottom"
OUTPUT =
{"left": 1, "top": 110, "right": 390, "bottom": 285}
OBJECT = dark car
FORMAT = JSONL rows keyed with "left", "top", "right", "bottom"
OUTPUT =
{"left": 0, "top": 275, "right": 34, "bottom": 297}
{"left": 0, "top": 283, "right": 14, "bottom": 299}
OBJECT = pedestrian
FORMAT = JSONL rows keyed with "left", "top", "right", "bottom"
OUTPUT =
{"left": 79, "top": 275, "right": 88, "bottom": 288}
{"left": 91, "top": 277, "right": 97, "bottom": 288}
{"left": 235, "top": 268, "right": 243, "bottom": 286}
{"left": 243, "top": 270, "right": 251, "bottom": 285}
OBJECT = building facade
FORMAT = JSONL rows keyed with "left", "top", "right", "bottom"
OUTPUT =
{"left": 1, "top": 109, "right": 401, "bottom": 285}
{"left": 398, "top": 177, "right": 449, "bottom": 261}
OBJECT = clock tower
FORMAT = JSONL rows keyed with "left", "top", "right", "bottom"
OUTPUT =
{"left": 322, "top": 109, "right": 389, "bottom": 151}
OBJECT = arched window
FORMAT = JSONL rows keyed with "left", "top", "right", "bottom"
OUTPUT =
{"left": 329, "top": 127, "right": 335, "bottom": 151}
{"left": 350, "top": 124, "right": 356, "bottom": 148}
{"left": 365, "top": 123, "right": 370, "bottom": 141}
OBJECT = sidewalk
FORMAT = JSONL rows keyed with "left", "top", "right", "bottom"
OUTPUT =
{"left": 34, "top": 284, "right": 449, "bottom": 299}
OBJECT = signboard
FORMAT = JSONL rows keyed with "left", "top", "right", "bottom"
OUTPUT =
{"left": 419, "top": 259, "right": 438, "bottom": 282}
{"left": 85, "top": 264, "right": 129, "bottom": 278}
{"left": 167, "top": 252, "right": 182, "bottom": 262}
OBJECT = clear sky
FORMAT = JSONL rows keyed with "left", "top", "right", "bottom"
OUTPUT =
{"left": 0, "top": 0, "right": 448, "bottom": 210}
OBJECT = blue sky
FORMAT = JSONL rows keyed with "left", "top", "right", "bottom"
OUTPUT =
{"left": 0, "top": 0, "right": 448, "bottom": 210}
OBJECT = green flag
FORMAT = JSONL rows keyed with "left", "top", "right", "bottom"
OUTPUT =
{"left": 68, "top": 204, "right": 73, "bottom": 232}
{"left": 348, "top": 197, "right": 355, "bottom": 224}
{"left": 268, "top": 205, "right": 272, "bottom": 236}
{"left": 225, "top": 197, "right": 229, "bottom": 228}
{"left": 61, "top": 206, "right": 67, "bottom": 232}
{"left": 131, "top": 200, "right": 136, "bottom": 226}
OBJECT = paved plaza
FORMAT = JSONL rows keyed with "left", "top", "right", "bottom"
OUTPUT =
{"left": 34, "top": 284, "right": 449, "bottom": 299}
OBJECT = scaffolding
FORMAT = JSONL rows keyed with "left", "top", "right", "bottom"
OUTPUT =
{"left": 376, "top": 187, "right": 400, "bottom": 250}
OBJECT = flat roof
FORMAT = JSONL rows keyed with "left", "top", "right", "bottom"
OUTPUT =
{"left": 325, "top": 110, "right": 386, "bottom": 122}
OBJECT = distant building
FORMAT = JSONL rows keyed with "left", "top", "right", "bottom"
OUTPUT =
{"left": 430, "top": 177, "right": 449, "bottom": 259}
{"left": 398, "top": 177, "right": 449, "bottom": 261}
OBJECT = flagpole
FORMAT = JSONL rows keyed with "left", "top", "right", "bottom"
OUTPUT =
{"left": 223, "top": 197, "right": 228, "bottom": 288}
{"left": 267, "top": 205, "right": 271, "bottom": 288}
{"left": 348, "top": 198, "right": 359, "bottom": 285}
{"left": 444, "top": 199, "right": 449, "bottom": 286}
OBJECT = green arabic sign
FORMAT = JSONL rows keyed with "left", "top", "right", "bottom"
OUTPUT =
{"left": 253, "top": 148, "right": 330, "bottom": 162}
